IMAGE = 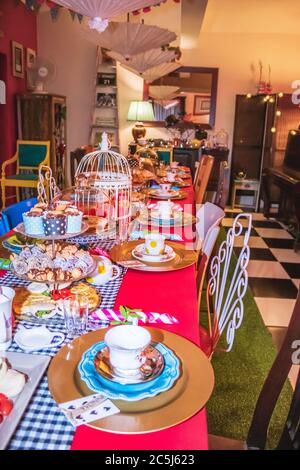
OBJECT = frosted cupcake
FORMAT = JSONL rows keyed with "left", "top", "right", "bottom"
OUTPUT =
{"left": 43, "top": 211, "right": 67, "bottom": 236}
{"left": 65, "top": 207, "right": 83, "bottom": 234}
{"left": 22, "top": 208, "right": 44, "bottom": 236}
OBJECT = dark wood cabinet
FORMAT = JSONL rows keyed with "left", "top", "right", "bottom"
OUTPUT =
{"left": 231, "top": 94, "right": 276, "bottom": 197}
{"left": 17, "top": 93, "right": 67, "bottom": 188}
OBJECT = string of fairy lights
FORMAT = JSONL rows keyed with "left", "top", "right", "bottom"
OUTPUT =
{"left": 245, "top": 91, "right": 285, "bottom": 135}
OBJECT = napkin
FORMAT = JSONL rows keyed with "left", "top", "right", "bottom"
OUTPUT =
{"left": 91, "top": 308, "right": 179, "bottom": 325}
{"left": 0, "top": 258, "right": 11, "bottom": 270}
{"left": 130, "top": 230, "right": 183, "bottom": 241}
{"left": 59, "top": 393, "right": 120, "bottom": 427}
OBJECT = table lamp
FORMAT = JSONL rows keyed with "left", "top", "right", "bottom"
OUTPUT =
{"left": 127, "top": 101, "right": 155, "bottom": 142}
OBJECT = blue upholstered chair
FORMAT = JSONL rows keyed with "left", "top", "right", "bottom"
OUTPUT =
{"left": 1, "top": 140, "right": 50, "bottom": 208}
{"left": 2, "top": 197, "right": 37, "bottom": 229}
{"left": 0, "top": 214, "right": 10, "bottom": 236}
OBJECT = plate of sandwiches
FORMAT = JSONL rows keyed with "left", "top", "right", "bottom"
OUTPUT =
{"left": 13, "top": 283, "right": 100, "bottom": 323}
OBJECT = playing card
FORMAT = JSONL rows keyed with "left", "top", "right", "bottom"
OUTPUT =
{"left": 59, "top": 393, "right": 120, "bottom": 427}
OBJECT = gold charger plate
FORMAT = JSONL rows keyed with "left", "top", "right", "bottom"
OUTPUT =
{"left": 147, "top": 190, "right": 188, "bottom": 201}
{"left": 110, "top": 240, "right": 197, "bottom": 272}
{"left": 137, "top": 211, "right": 198, "bottom": 228}
{"left": 48, "top": 327, "right": 215, "bottom": 434}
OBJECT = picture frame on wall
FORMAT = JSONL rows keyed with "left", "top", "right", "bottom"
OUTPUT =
{"left": 26, "top": 48, "right": 36, "bottom": 68}
{"left": 11, "top": 41, "right": 24, "bottom": 79}
{"left": 193, "top": 95, "right": 211, "bottom": 115}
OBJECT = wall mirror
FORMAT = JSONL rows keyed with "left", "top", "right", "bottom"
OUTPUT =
{"left": 145, "top": 66, "right": 219, "bottom": 129}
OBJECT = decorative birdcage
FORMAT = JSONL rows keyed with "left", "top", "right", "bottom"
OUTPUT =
{"left": 74, "top": 133, "right": 132, "bottom": 238}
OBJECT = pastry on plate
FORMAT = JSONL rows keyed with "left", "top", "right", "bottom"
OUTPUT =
{"left": 0, "top": 358, "right": 26, "bottom": 398}
{"left": 70, "top": 283, "right": 100, "bottom": 311}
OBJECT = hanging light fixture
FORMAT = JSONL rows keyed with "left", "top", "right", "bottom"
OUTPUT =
{"left": 54, "top": 0, "right": 163, "bottom": 32}
{"left": 141, "top": 62, "right": 181, "bottom": 83}
{"left": 80, "top": 21, "right": 177, "bottom": 59}
{"left": 107, "top": 47, "right": 179, "bottom": 74}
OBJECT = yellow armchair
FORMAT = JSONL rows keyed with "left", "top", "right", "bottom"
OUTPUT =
{"left": 1, "top": 140, "right": 50, "bottom": 208}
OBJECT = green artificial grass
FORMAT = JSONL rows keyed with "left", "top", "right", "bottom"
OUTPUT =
{"left": 202, "top": 227, "right": 293, "bottom": 449}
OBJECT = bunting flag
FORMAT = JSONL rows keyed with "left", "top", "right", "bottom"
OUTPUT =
{"left": 16, "top": 0, "right": 180, "bottom": 22}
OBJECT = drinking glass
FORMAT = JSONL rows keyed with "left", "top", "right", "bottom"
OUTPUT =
{"left": 63, "top": 294, "right": 89, "bottom": 337}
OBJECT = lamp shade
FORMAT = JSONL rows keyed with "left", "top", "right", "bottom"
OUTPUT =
{"left": 127, "top": 101, "right": 155, "bottom": 122}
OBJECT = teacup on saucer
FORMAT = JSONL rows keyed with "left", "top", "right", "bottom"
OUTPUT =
{"left": 104, "top": 325, "right": 151, "bottom": 377}
{"left": 157, "top": 200, "right": 173, "bottom": 219}
{"left": 87, "top": 256, "right": 121, "bottom": 286}
{"left": 144, "top": 233, "right": 165, "bottom": 256}
{"left": 159, "top": 183, "right": 172, "bottom": 194}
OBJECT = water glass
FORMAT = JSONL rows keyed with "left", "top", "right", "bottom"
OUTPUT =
{"left": 63, "top": 294, "right": 89, "bottom": 337}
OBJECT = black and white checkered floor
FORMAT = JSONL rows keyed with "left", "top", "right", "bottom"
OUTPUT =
{"left": 223, "top": 207, "right": 300, "bottom": 387}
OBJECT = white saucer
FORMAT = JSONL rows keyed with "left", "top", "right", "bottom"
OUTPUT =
{"left": 14, "top": 326, "right": 65, "bottom": 351}
{"left": 150, "top": 210, "right": 182, "bottom": 223}
{"left": 132, "top": 243, "right": 176, "bottom": 263}
{"left": 151, "top": 189, "right": 178, "bottom": 198}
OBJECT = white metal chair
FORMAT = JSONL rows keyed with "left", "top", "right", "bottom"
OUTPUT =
{"left": 200, "top": 213, "right": 252, "bottom": 357}
{"left": 195, "top": 202, "right": 225, "bottom": 251}
{"left": 197, "top": 225, "right": 221, "bottom": 309}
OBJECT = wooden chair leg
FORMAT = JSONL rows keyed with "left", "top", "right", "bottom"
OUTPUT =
{"left": 16, "top": 187, "right": 20, "bottom": 202}
{"left": 1, "top": 182, "right": 6, "bottom": 209}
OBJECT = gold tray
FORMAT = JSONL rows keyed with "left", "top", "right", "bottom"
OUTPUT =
{"left": 110, "top": 240, "right": 197, "bottom": 272}
{"left": 48, "top": 328, "right": 214, "bottom": 434}
{"left": 137, "top": 211, "right": 198, "bottom": 228}
{"left": 147, "top": 190, "right": 188, "bottom": 201}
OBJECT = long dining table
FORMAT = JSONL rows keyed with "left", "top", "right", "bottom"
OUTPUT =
{"left": 71, "top": 175, "right": 209, "bottom": 450}
{"left": 0, "top": 170, "right": 210, "bottom": 450}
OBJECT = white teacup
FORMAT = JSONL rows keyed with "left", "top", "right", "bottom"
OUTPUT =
{"left": 157, "top": 200, "right": 173, "bottom": 219}
{"left": 166, "top": 171, "right": 176, "bottom": 183}
{"left": 105, "top": 325, "right": 151, "bottom": 377}
{"left": 87, "top": 256, "right": 121, "bottom": 286}
{"left": 144, "top": 233, "right": 165, "bottom": 256}
{"left": 159, "top": 183, "right": 172, "bottom": 194}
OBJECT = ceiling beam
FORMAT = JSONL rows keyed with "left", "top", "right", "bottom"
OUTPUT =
{"left": 181, "top": 0, "right": 208, "bottom": 48}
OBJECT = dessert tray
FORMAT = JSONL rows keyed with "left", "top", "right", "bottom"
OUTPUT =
{"left": 14, "top": 221, "right": 89, "bottom": 241}
{"left": 48, "top": 328, "right": 215, "bottom": 434}
{"left": 9, "top": 241, "right": 96, "bottom": 285}
{"left": 110, "top": 240, "right": 197, "bottom": 272}
{"left": 0, "top": 352, "right": 50, "bottom": 450}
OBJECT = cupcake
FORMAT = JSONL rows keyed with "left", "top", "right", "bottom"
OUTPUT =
{"left": 65, "top": 207, "right": 83, "bottom": 234}
{"left": 43, "top": 211, "right": 67, "bottom": 237}
{"left": 23, "top": 209, "right": 44, "bottom": 235}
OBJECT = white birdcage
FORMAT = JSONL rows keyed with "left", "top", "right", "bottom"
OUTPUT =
{"left": 74, "top": 133, "right": 132, "bottom": 238}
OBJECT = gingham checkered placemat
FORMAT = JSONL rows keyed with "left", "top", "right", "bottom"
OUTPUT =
{"left": 2, "top": 237, "right": 126, "bottom": 450}
{"left": 7, "top": 320, "right": 109, "bottom": 450}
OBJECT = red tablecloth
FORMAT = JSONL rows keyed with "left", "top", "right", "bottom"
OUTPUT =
{"left": 71, "top": 179, "right": 209, "bottom": 450}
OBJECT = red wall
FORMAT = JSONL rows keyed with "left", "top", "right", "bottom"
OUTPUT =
{"left": 0, "top": 0, "right": 37, "bottom": 166}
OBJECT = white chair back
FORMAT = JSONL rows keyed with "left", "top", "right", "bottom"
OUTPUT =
{"left": 197, "top": 226, "right": 221, "bottom": 310}
{"left": 196, "top": 202, "right": 225, "bottom": 250}
{"left": 206, "top": 213, "right": 252, "bottom": 352}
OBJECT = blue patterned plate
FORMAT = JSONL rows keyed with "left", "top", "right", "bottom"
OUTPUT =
{"left": 78, "top": 341, "right": 180, "bottom": 401}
